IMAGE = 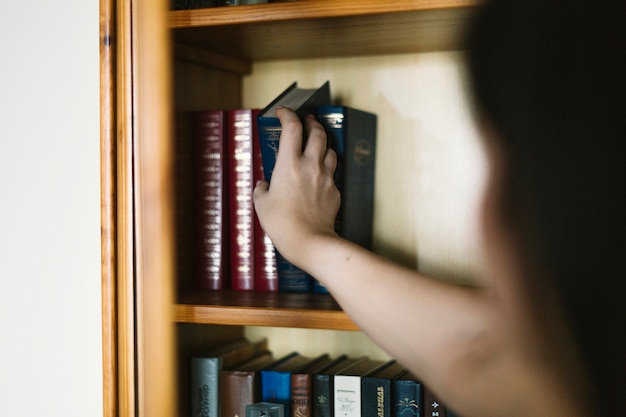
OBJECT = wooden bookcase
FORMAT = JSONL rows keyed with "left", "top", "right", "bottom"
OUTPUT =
{"left": 100, "top": 1, "right": 481, "bottom": 416}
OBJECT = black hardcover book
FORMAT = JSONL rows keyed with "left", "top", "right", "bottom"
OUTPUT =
{"left": 313, "top": 105, "right": 377, "bottom": 293}
{"left": 361, "top": 360, "right": 406, "bottom": 417}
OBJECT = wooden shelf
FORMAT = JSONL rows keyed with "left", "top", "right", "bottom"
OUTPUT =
{"left": 175, "top": 291, "right": 359, "bottom": 330}
{"left": 170, "top": 0, "right": 478, "bottom": 61}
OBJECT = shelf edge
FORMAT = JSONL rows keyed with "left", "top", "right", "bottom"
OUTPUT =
{"left": 174, "top": 304, "right": 360, "bottom": 331}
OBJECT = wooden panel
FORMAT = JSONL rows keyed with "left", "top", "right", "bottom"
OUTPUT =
{"left": 132, "top": 0, "right": 177, "bottom": 416}
{"left": 170, "top": 0, "right": 477, "bottom": 61}
{"left": 170, "top": 0, "right": 475, "bottom": 27}
{"left": 100, "top": 0, "right": 117, "bottom": 416}
{"left": 115, "top": 0, "right": 136, "bottom": 416}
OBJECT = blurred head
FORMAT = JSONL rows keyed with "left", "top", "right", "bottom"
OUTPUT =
{"left": 465, "top": 1, "right": 626, "bottom": 414}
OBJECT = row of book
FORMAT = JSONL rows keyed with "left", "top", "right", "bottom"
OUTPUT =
{"left": 175, "top": 81, "right": 377, "bottom": 293}
{"left": 171, "top": 0, "right": 291, "bottom": 11}
{"left": 189, "top": 338, "right": 459, "bottom": 417}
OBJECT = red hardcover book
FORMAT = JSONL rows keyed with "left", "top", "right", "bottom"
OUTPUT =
{"left": 252, "top": 108, "right": 278, "bottom": 291}
{"left": 228, "top": 109, "right": 257, "bottom": 290}
{"left": 192, "top": 109, "right": 229, "bottom": 290}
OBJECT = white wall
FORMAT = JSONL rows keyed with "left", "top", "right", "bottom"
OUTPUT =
{"left": 0, "top": 1, "right": 102, "bottom": 416}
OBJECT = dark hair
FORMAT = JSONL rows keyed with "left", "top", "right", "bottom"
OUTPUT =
{"left": 465, "top": 1, "right": 626, "bottom": 414}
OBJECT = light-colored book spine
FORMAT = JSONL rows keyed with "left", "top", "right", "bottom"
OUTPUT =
{"left": 333, "top": 374, "right": 362, "bottom": 417}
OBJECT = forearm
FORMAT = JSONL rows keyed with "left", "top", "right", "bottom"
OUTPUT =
{"left": 295, "top": 233, "right": 492, "bottom": 386}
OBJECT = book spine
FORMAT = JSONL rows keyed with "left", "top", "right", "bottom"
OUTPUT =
{"left": 257, "top": 116, "right": 311, "bottom": 293}
{"left": 362, "top": 377, "right": 393, "bottom": 417}
{"left": 220, "top": 370, "right": 258, "bottom": 417}
{"left": 228, "top": 109, "right": 255, "bottom": 291}
{"left": 333, "top": 375, "right": 362, "bottom": 417}
{"left": 340, "top": 107, "right": 376, "bottom": 249}
{"left": 191, "top": 357, "right": 220, "bottom": 417}
{"left": 312, "top": 375, "right": 332, "bottom": 417}
{"left": 261, "top": 371, "right": 293, "bottom": 417}
{"left": 314, "top": 106, "right": 377, "bottom": 293}
{"left": 291, "top": 374, "right": 313, "bottom": 417}
{"left": 317, "top": 106, "right": 377, "bottom": 250}
{"left": 193, "top": 110, "right": 228, "bottom": 290}
{"left": 252, "top": 109, "right": 278, "bottom": 292}
{"left": 393, "top": 378, "right": 423, "bottom": 417}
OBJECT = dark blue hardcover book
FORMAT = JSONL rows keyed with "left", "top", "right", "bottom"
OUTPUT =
{"left": 361, "top": 360, "right": 406, "bottom": 417}
{"left": 261, "top": 353, "right": 327, "bottom": 417}
{"left": 257, "top": 81, "right": 332, "bottom": 293}
{"left": 393, "top": 372, "right": 423, "bottom": 417}
{"left": 313, "top": 105, "right": 377, "bottom": 293}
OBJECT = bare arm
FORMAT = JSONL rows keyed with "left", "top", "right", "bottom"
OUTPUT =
{"left": 253, "top": 107, "right": 587, "bottom": 417}
{"left": 253, "top": 107, "right": 490, "bottom": 383}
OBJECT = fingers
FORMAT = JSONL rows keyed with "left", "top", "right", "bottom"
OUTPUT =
{"left": 275, "top": 107, "right": 329, "bottom": 164}
{"left": 253, "top": 180, "right": 269, "bottom": 218}
{"left": 275, "top": 107, "right": 303, "bottom": 164}
{"left": 253, "top": 179, "right": 269, "bottom": 197}
{"left": 323, "top": 147, "right": 337, "bottom": 171}
{"left": 303, "top": 114, "right": 328, "bottom": 162}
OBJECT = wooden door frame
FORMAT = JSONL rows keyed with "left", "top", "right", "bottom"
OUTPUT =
{"left": 101, "top": 0, "right": 175, "bottom": 416}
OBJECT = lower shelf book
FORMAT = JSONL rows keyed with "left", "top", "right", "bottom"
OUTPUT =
{"left": 190, "top": 338, "right": 269, "bottom": 417}
{"left": 290, "top": 354, "right": 348, "bottom": 417}
{"left": 312, "top": 356, "right": 363, "bottom": 417}
{"left": 220, "top": 352, "right": 277, "bottom": 417}
{"left": 261, "top": 353, "right": 333, "bottom": 417}
{"left": 333, "top": 357, "right": 388, "bottom": 417}
{"left": 361, "top": 360, "right": 407, "bottom": 417}
{"left": 393, "top": 372, "right": 423, "bottom": 417}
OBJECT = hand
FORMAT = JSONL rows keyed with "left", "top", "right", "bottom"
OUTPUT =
{"left": 253, "top": 107, "right": 341, "bottom": 266}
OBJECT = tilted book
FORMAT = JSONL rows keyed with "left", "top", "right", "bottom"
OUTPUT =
{"left": 313, "top": 105, "right": 377, "bottom": 293}
{"left": 333, "top": 358, "right": 388, "bottom": 417}
{"left": 257, "top": 81, "right": 332, "bottom": 293}
{"left": 228, "top": 109, "right": 260, "bottom": 291}
{"left": 361, "top": 360, "right": 406, "bottom": 417}
{"left": 191, "top": 109, "right": 229, "bottom": 290}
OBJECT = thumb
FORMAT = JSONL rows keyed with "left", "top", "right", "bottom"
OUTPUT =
{"left": 253, "top": 180, "right": 269, "bottom": 203}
